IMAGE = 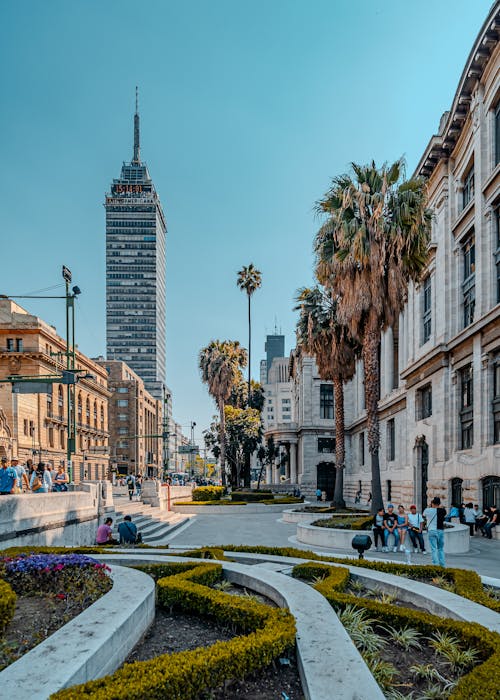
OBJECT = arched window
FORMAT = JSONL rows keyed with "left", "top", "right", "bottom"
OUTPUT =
{"left": 482, "top": 476, "right": 500, "bottom": 509}
{"left": 451, "top": 477, "right": 463, "bottom": 506}
{"left": 93, "top": 400, "right": 98, "bottom": 427}
{"left": 77, "top": 393, "right": 82, "bottom": 423}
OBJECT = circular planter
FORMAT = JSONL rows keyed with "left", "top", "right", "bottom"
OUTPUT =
{"left": 296, "top": 521, "right": 470, "bottom": 553}
{"left": 173, "top": 502, "right": 302, "bottom": 514}
{"left": 282, "top": 509, "right": 366, "bottom": 524}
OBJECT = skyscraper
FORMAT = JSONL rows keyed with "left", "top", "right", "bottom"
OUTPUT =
{"left": 105, "top": 90, "right": 167, "bottom": 399}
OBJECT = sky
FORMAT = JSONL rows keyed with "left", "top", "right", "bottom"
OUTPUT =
{"left": 0, "top": 0, "right": 493, "bottom": 445}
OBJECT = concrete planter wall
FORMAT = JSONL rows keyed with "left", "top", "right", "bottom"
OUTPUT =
{"left": 282, "top": 509, "right": 366, "bottom": 524}
{"left": 173, "top": 502, "right": 301, "bottom": 514}
{"left": 296, "top": 521, "right": 470, "bottom": 553}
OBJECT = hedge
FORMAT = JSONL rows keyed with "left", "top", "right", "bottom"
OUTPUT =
{"left": 173, "top": 500, "right": 247, "bottom": 506}
{"left": 230, "top": 491, "right": 273, "bottom": 502}
{"left": 292, "top": 562, "right": 500, "bottom": 700}
{"left": 0, "top": 579, "right": 16, "bottom": 633}
{"left": 311, "top": 515, "right": 373, "bottom": 529}
{"left": 0, "top": 546, "right": 111, "bottom": 557}
{"left": 192, "top": 486, "right": 225, "bottom": 502}
{"left": 52, "top": 562, "right": 295, "bottom": 700}
{"left": 212, "top": 545, "right": 500, "bottom": 613}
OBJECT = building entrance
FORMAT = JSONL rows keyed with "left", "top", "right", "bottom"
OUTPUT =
{"left": 317, "top": 462, "right": 336, "bottom": 501}
{"left": 416, "top": 439, "right": 429, "bottom": 512}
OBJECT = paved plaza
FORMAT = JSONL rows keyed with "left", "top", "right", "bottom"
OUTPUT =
{"left": 164, "top": 510, "right": 500, "bottom": 579}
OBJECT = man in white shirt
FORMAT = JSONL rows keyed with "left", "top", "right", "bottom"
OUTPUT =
{"left": 407, "top": 505, "right": 426, "bottom": 554}
{"left": 42, "top": 464, "right": 53, "bottom": 492}
{"left": 423, "top": 497, "right": 447, "bottom": 567}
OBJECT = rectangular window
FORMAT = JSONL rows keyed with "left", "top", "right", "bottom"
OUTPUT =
{"left": 495, "top": 102, "right": 500, "bottom": 166}
{"left": 320, "top": 384, "right": 334, "bottom": 420}
{"left": 462, "top": 235, "right": 475, "bottom": 328}
{"left": 16, "top": 338, "right": 23, "bottom": 351}
{"left": 459, "top": 365, "right": 473, "bottom": 449}
{"left": 118, "top": 427, "right": 128, "bottom": 435}
{"left": 387, "top": 480, "right": 392, "bottom": 502}
{"left": 416, "top": 384, "right": 432, "bottom": 420}
{"left": 493, "top": 360, "right": 500, "bottom": 444}
{"left": 6, "top": 338, "right": 14, "bottom": 351}
{"left": 23, "top": 419, "right": 28, "bottom": 436}
{"left": 495, "top": 208, "right": 500, "bottom": 304}
{"left": 118, "top": 413, "right": 127, "bottom": 420}
{"left": 462, "top": 165, "right": 474, "bottom": 208}
{"left": 359, "top": 432, "right": 365, "bottom": 466}
{"left": 117, "top": 387, "right": 128, "bottom": 393}
{"left": 387, "top": 418, "right": 395, "bottom": 461}
{"left": 422, "top": 276, "right": 432, "bottom": 344}
{"left": 318, "top": 437, "right": 335, "bottom": 453}
{"left": 117, "top": 399, "right": 128, "bottom": 407}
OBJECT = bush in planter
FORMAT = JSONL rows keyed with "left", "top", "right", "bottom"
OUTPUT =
{"left": 192, "top": 486, "right": 225, "bottom": 501}
{"left": 292, "top": 562, "right": 500, "bottom": 699}
{"left": 0, "top": 580, "right": 16, "bottom": 633}
{"left": 311, "top": 515, "right": 373, "bottom": 530}
{"left": 174, "top": 500, "right": 247, "bottom": 506}
{"left": 53, "top": 562, "right": 295, "bottom": 700}
{"left": 231, "top": 491, "right": 273, "bottom": 502}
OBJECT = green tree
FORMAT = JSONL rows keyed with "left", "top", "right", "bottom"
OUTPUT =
{"left": 295, "top": 285, "right": 358, "bottom": 508}
{"left": 199, "top": 340, "right": 247, "bottom": 485}
{"left": 256, "top": 436, "right": 279, "bottom": 490}
{"left": 315, "top": 158, "right": 432, "bottom": 512}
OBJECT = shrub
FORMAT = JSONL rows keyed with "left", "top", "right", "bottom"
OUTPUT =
{"left": 52, "top": 562, "right": 295, "bottom": 700}
{"left": 292, "top": 562, "right": 500, "bottom": 700}
{"left": 311, "top": 515, "right": 373, "bottom": 530}
{"left": 231, "top": 491, "right": 272, "bottom": 502}
{"left": 0, "top": 553, "right": 112, "bottom": 598}
{"left": 0, "top": 579, "right": 16, "bottom": 633}
{"left": 192, "top": 486, "right": 225, "bottom": 502}
{"left": 260, "top": 496, "right": 304, "bottom": 505}
{"left": 174, "top": 500, "right": 247, "bottom": 506}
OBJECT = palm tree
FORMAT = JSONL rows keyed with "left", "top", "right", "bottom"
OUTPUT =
{"left": 237, "top": 264, "right": 262, "bottom": 404}
{"left": 295, "top": 286, "right": 358, "bottom": 508}
{"left": 199, "top": 340, "right": 247, "bottom": 486}
{"left": 315, "top": 158, "right": 432, "bottom": 513}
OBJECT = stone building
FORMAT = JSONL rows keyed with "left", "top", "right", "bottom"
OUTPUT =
{"left": 0, "top": 299, "right": 110, "bottom": 481}
{"left": 265, "top": 4, "right": 500, "bottom": 509}
{"left": 95, "top": 359, "right": 163, "bottom": 478}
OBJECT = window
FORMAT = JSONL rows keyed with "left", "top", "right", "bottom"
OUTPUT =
{"left": 6, "top": 338, "right": 14, "bottom": 351}
{"left": 318, "top": 437, "right": 335, "bottom": 453}
{"left": 422, "top": 276, "right": 432, "bottom": 344}
{"left": 16, "top": 338, "right": 23, "bottom": 351}
{"left": 117, "top": 399, "right": 128, "bottom": 407}
{"left": 462, "top": 235, "right": 475, "bottom": 328}
{"left": 459, "top": 365, "right": 473, "bottom": 449}
{"left": 386, "top": 479, "right": 392, "bottom": 501}
{"left": 60, "top": 430, "right": 65, "bottom": 449}
{"left": 320, "top": 384, "right": 334, "bottom": 419}
{"left": 77, "top": 394, "right": 82, "bottom": 422}
{"left": 58, "top": 386, "right": 64, "bottom": 416}
{"left": 416, "top": 384, "right": 432, "bottom": 420}
{"left": 282, "top": 398, "right": 291, "bottom": 405}
{"left": 118, "top": 427, "right": 128, "bottom": 435}
{"left": 387, "top": 418, "right": 395, "bottom": 461}
{"left": 23, "top": 419, "right": 28, "bottom": 436}
{"left": 359, "top": 432, "right": 365, "bottom": 466}
{"left": 493, "top": 360, "right": 500, "bottom": 444}
{"left": 48, "top": 427, "right": 54, "bottom": 448}
{"left": 29, "top": 420, "right": 34, "bottom": 437}
{"left": 86, "top": 398, "right": 90, "bottom": 422}
{"left": 93, "top": 401, "right": 98, "bottom": 427}
{"left": 495, "top": 102, "right": 500, "bottom": 166}
{"left": 101, "top": 405, "right": 105, "bottom": 429}
{"left": 47, "top": 390, "right": 52, "bottom": 415}
{"left": 462, "top": 165, "right": 474, "bottom": 208}
{"left": 117, "top": 387, "right": 128, "bottom": 393}
{"left": 495, "top": 208, "right": 500, "bottom": 304}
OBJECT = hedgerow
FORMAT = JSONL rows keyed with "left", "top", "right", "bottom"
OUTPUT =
{"left": 174, "top": 500, "right": 247, "bottom": 506}
{"left": 52, "top": 562, "right": 295, "bottom": 700}
{"left": 192, "top": 486, "right": 225, "bottom": 501}
{"left": 0, "top": 579, "right": 16, "bottom": 633}
{"left": 292, "top": 562, "right": 500, "bottom": 700}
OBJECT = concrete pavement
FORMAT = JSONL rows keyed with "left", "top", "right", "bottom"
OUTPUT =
{"left": 163, "top": 510, "right": 500, "bottom": 578}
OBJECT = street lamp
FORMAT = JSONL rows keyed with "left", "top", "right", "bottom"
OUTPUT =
{"left": 190, "top": 421, "right": 196, "bottom": 477}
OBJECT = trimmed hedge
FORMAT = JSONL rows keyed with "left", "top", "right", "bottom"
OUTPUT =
{"left": 52, "top": 562, "right": 295, "bottom": 700}
{"left": 292, "top": 562, "right": 500, "bottom": 700}
{"left": 0, "top": 546, "right": 111, "bottom": 557}
{"left": 213, "top": 545, "right": 500, "bottom": 613}
{"left": 173, "top": 500, "right": 247, "bottom": 506}
{"left": 311, "top": 515, "right": 373, "bottom": 529}
{"left": 260, "top": 497, "right": 304, "bottom": 505}
{"left": 0, "top": 579, "right": 16, "bottom": 633}
{"left": 231, "top": 491, "right": 273, "bottom": 502}
{"left": 192, "top": 486, "right": 225, "bottom": 502}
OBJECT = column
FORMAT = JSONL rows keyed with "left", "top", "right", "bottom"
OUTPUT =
{"left": 290, "top": 442, "right": 297, "bottom": 483}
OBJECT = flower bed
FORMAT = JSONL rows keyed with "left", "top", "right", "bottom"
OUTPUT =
{"left": 52, "top": 561, "right": 296, "bottom": 700}
{"left": 292, "top": 562, "right": 500, "bottom": 699}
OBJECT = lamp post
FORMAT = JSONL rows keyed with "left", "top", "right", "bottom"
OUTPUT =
{"left": 190, "top": 421, "right": 196, "bottom": 477}
{"left": 163, "top": 387, "right": 171, "bottom": 481}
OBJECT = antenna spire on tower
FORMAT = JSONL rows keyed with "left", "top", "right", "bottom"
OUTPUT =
{"left": 133, "top": 86, "right": 141, "bottom": 164}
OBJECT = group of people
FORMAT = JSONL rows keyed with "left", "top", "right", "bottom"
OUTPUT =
{"left": 0, "top": 456, "right": 69, "bottom": 495}
{"left": 372, "top": 499, "right": 448, "bottom": 566}
{"left": 125, "top": 473, "right": 143, "bottom": 501}
{"left": 95, "top": 515, "right": 142, "bottom": 546}
{"left": 446, "top": 502, "right": 499, "bottom": 539}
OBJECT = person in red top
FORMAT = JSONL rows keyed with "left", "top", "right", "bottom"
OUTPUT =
{"left": 95, "top": 517, "right": 118, "bottom": 545}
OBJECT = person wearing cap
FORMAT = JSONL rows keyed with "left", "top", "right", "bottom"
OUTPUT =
{"left": 382, "top": 503, "right": 399, "bottom": 552}
{"left": 0, "top": 457, "right": 18, "bottom": 495}
{"left": 11, "top": 458, "right": 30, "bottom": 492}
{"left": 407, "top": 504, "right": 426, "bottom": 554}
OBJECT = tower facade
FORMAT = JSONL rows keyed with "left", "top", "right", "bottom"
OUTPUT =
{"left": 105, "top": 93, "right": 167, "bottom": 399}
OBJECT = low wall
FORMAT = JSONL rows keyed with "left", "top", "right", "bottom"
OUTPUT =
{"left": 282, "top": 509, "right": 366, "bottom": 524}
{"left": 140, "top": 482, "right": 192, "bottom": 509}
{"left": 173, "top": 502, "right": 299, "bottom": 514}
{"left": 0, "top": 483, "right": 114, "bottom": 549}
{"left": 296, "top": 522, "right": 470, "bottom": 553}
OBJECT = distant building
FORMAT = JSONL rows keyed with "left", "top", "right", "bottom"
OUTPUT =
{"left": 0, "top": 300, "right": 110, "bottom": 482}
{"left": 264, "top": 334, "right": 285, "bottom": 382}
{"left": 105, "top": 91, "right": 167, "bottom": 400}
{"left": 95, "top": 359, "right": 162, "bottom": 478}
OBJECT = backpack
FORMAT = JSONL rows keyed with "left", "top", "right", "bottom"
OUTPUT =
{"left": 127, "top": 477, "right": 134, "bottom": 489}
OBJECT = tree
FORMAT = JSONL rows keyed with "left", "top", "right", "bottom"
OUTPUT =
{"left": 199, "top": 340, "right": 247, "bottom": 485}
{"left": 237, "top": 264, "right": 262, "bottom": 488}
{"left": 256, "top": 436, "right": 279, "bottom": 490}
{"left": 315, "top": 158, "right": 432, "bottom": 512}
{"left": 295, "top": 285, "right": 358, "bottom": 508}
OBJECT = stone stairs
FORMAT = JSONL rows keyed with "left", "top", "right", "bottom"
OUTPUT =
{"left": 113, "top": 497, "right": 189, "bottom": 545}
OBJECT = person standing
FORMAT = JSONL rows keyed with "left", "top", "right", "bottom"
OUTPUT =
{"left": 371, "top": 507, "right": 385, "bottom": 552}
{"left": 407, "top": 505, "right": 426, "bottom": 554}
{"left": 30, "top": 464, "right": 47, "bottom": 493}
{"left": 53, "top": 465, "right": 69, "bottom": 492}
{"left": 315, "top": 488, "right": 322, "bottom": 502}
{"left": 423, "top": 497, "right": 447, "bottom": 567}
{"left": 0, "top": 457, "right": 17, "bottom": 495}
{"left": 396, "top": 505, "right": 409, "bottom": 551}
{"left": 42, "top": 464, "right": 53, "bottom": 493}
{"left": 11, "top": 458, "right": 29, "bottom": 492}
{"left": 126, "top": 473, "right": 135, "bottom": 501}
{"left": 135, "top": 474, "right": 142, "bottom": 500}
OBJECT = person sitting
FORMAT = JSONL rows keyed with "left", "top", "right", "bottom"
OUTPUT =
{"left": 444, "top": 503, "right": 460, "bottom": 522}
{"left": 463, "top": 503, "right": 476, "bottom": 536}
{"left": 118, "top": 515, "right": 139, "bottom": 545}
{"left": 396, "top": 505, "right": 408, "bottom": 552}
{"left": 383, "top": 504, "right": 400, "bottom": 552}
{"left": 407, "top": 505, "right": 426, "bottom": 553}
{"left": 477, "top": 506, "right": 492, "bottom": 535}
{"left": 484, "top": 505, "right": 499, "bottom": 540}
{"left": 95, "top": 517, "right": 118, "bottom": 545}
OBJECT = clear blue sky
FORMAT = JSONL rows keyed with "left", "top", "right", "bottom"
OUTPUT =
{"left": 0, "top": 0, "right": 492, "bottom": 444}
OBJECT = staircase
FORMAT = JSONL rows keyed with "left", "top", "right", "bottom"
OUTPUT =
{"left": 113, "top": 496, "right": 190, "bottom": 545}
